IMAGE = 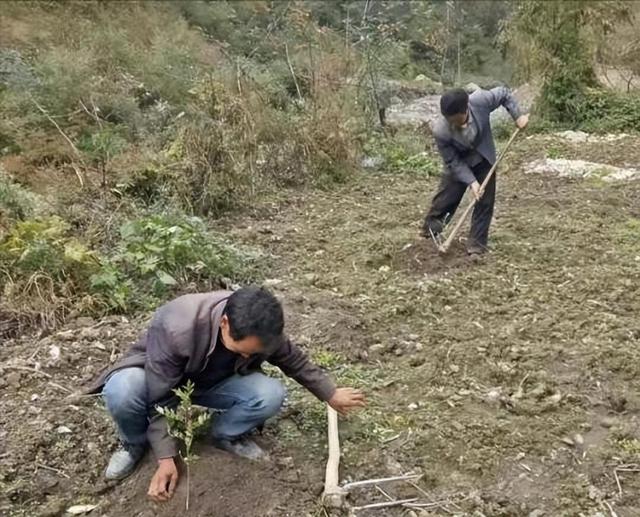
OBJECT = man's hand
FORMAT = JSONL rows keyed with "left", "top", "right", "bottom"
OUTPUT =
{"left": 328, "top": 387, "right": 366, "bottom": 416}
{"left": 516, "top": 113, "right": 529, "bottom": 129}
{"left": 148, "top": 458, "right": 178, "bottom": 503}
{"left": 470, "top": 181, "right": 483, "bottom": 201}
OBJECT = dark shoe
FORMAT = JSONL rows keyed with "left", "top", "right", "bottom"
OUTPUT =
{"left": 212, "top": 437, "right": 267, "bottom": 460}
{"left": 467, "top": 243, "right": 488, "bottom": 256}
{"left": 105, "top": 443, "right": 146, "bottom": 480}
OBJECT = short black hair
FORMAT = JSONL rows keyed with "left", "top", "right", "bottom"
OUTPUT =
{"left": 224, "top": 286, "right": 284, "bottom": 352}
{"left": 440, "top": 88, "right": 469, "bottom": 116}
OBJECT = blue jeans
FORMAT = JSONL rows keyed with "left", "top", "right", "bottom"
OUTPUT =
{"left": 102, "top": 367, "right": 286, "bottom": 446}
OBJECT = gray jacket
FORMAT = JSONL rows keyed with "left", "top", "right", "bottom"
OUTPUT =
{"left": 432, "top": 87, "right": 522, "bottom": 185}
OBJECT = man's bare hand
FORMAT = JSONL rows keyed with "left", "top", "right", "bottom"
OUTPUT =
{"left": 148, "top": 458, "right": 178, "bottom": 503}
{"left": 470, "top": 181, "right": 483, "bottom": 201}
{"left": 328, "top": 387, "right": 366, "bottom": 416}
{"left": 516, "top": 113, "right": 529, "bottom": 129}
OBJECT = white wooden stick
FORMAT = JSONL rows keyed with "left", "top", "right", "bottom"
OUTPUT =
{"left": 322, "top": 406, "right": 347, "bottom": 508}
{"left": 352, "top": 498, "right": 419, "bottom": 512}
{"left": 342, "top": 473, "right": 422, "bottom": 491}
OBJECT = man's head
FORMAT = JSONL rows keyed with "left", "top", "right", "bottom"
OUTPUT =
{"left": 220, "top": 286, "right": 285, "bottom": 358}
{"left": 440, "top": 88, "right": 469, "bottom": 128}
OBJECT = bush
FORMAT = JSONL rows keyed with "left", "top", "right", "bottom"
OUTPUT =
{"left": 0, "top": 170, "right": 41, "bottom": 228}
{"left": 0, "top": 212, "right": 260, "bottom": 321}
{"left": 91, "top": 213, "right": 260, "bottom": 312}
{"left": 576, "top": 89, "right": 640, "bottom": 133}
{"left": 0, "top": 217, "right": 100, "bottom": 324}
{"left": 365, "top": 133, "right": 440, "bottom": 176}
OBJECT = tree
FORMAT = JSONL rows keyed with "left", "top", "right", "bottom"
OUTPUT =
{"left": 504, "top": 0, "right": 631, "bottom": 121}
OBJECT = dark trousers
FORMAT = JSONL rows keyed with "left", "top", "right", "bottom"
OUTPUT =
{"left": 423, "top": 159, "right": 496, "bottom": 249}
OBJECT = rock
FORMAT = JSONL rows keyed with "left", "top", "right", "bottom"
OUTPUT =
{"left": 56, "top": 425, "right": 73, "bottom": 434}
{"left": 545, "top": 393, "right": 562, "bottom": 405}
{"left": 528, "top": 510, "right": 546, "bottom": 517}
{"left": 560, "top": 436, "right": 574, "bottom": 447}
{"left": 37, "top": 496, "right": 67, "bottom": 517}
{"left": 525, "top": 158, "right": 640, "bottom": 183}
{"left": 369, "top": 343, "right": 385, "bottom": 353}
{"left": 49, "top": 345, "right": 61, "bottom": 361}
{"left": 6, "top": 371, "right": 21, "bottom": 388}
{"left": 485, "top": 388, "right": 503, "bottom": 404}
{"left": 449, "top": 364, "right": 460, "bottom": 373}
{"left": 80, "top": 327, "right": 100, "bottom": 340}
{"left": 361, "top": 156, "right": 384, "bottom": 169}
{"left": 464, "top": 82, "right": 481, "bottom": 93}
{"left": 573, "top": 433, "right": 584, "bottom": 446}
{"left": 407, "top": 402, "right": 419, "bottom": 410}
{"left": 600, "top": 416, "right": 616, "bottom": 429}
{"left": 73, "top": 316, "right": 96, "bottom": 328}
{"left": 410, "top": 357, "right": 425, "bottom": 367}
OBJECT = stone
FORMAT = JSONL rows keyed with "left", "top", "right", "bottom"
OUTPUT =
{"left": 6, "top": 371, "right": 21, "bottom": 388}
{"left": 600, "top": 416, "right": 616, "bottom": 429}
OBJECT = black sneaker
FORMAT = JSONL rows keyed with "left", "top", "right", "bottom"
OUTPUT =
{"left": 212, "top": 436, "right": 267, "bottom": 460}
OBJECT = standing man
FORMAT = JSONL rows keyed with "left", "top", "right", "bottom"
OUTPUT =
{"left": 87, "top": 286, "right": 365, "bottom": 503}
{"left": 422, "top": 86, "right": 529, "bottom": 255}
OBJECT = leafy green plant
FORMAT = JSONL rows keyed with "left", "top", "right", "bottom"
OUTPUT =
{"left": 156, "top": 380, "right": 211, "bottom": 511}
{"left": 545, "top": 145, "right": 564, "bottom": 159}
{"left": 78, "top": 125, "right": 128, "bottom": 186}
{"left": 366, "top": 135, "right": 439, "bottom": 176}
{"left": 91, "top": 213, "right": 259, "bottom": 312}
{"left": 0, "top": 171, "right": 39, "bottom": 227}
{"left": 0, "top": 216, "right": 101, "bottom": 324}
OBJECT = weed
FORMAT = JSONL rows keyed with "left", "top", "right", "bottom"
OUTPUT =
{"left": 545, "top": 145, "right": 564, "bottom": 159}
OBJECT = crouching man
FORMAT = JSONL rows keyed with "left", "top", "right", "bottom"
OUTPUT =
{"left": 87, "top": 286, "right": 365, "bottom": 502}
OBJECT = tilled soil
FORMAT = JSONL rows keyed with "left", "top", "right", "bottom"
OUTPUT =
{"left": 2, "top": 134, "right": 640, "bottom": 516}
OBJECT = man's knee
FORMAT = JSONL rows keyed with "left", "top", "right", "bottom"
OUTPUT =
{"left": 246, "top": 374, "right": 286, "bottom": 417}
{"left": 103, "top": 368, "right": 147, "bottom": 417}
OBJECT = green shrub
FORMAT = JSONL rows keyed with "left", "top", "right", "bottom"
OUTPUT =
{"left": 91, "top": 213, "right": 260, "bottom": 311}
{"left": 366, "top": 134, "right": 439, "bottom": 176}
{"left": 0, "top": 171, "right": 40, "bottom": 226}
{"left": 576, "top": 89, "right": 640, "bottom": 133}
{"left": 0, "top": 216, "right": 101, "bottom": 323}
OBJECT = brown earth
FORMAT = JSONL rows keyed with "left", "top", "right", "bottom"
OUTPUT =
{"left": 2, "top": 134, "right": 640, "bottom": 516}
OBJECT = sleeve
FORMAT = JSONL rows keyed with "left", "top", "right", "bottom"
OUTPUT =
{"left": 435, "top": 135, "right": 477, "bottom": 185}
{"left": 268, "top": 339, "right": 337, "bottom": 402}
{"left": 480, "top": 86, "right": 523, "bottom": 120}
{"left": 144, "top": 320, "right": 187, "bottom": 459}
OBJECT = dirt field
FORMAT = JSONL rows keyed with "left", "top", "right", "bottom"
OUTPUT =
{"left": 2, "top": 134, "right": 640, "bottom": 516}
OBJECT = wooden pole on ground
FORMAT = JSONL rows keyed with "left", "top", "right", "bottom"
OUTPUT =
{"left": 322, "top": 406, "right": 347, "bottom": 508}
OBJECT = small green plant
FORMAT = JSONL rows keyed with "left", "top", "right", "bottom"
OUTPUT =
{"left": 78, "top": 125, "right": 128, "bottom": 186}
{"left": 156, "top": 380, "right": 211, "bottom": 511}
{"left": 545, "top": 145, "right": 564, "bottom": 159}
